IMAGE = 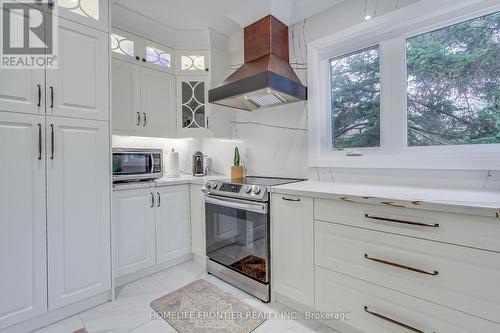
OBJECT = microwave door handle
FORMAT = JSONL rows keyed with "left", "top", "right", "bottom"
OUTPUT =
{"left": 205, "top": 196, "right": 267, "bottom": 214}
{"left": 150, "top": 154, "right": 154, "bottom": 174}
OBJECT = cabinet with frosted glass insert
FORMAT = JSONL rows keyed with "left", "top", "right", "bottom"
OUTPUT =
{"left": 49, "top": 0, "right": 109, "bottom": 32}
{"left": 175, "top": 50, "right": 210, "bottom": 75}
{"left": 111, "top": 28, "right": 174, "bottom": 73}
{"left": 177, "top": 76, "right": 211, "bottom": 137}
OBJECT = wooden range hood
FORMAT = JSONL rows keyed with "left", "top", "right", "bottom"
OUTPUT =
{"left": 208, "top": 15, "right": 307, "bottom": 111}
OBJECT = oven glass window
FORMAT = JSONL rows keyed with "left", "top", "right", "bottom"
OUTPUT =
{"left": 206, "top": 200, "right": 268, "bottom": 283}
{"left": 113, "top": 153, "right": 151, "bottom": 174}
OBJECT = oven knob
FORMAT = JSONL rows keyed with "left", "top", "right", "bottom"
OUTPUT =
{"left": 210, "top": 182, "right": 218, "bottom": 189}
{"left": 252, "top": 186, "right": 261, "bottom": 194}
{"left": 204, "top": 181, "right": 211, "bottom": 189}
{"left": 244, "top": 185, "right": 252, "bottom": 193}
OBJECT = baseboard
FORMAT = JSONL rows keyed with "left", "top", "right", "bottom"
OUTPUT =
{"left": 1, "top": 291, "right": 111, "bottom": 333}
{"left": 114, "top": 253, "right": 193, "bottom": 287}
{"left": 275, "top": 292, "right": 362, "bottom": 333}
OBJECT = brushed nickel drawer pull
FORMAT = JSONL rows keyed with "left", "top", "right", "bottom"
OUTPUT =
{"left": 364, "top": 254, "right": 438, "bottom": 276}
{"left": 150, "top": 192, "right": 155, "bottom": 208}
{"left": 364, "top": 306, "right": 427, "bottom": 333}
{"left": 282, "top": 197, "right": 300, "bottom": 202}
{"left": 37, "top": 123, "right": 42, "bottom": 160}
{"left": 365, "top": 214, "right": 439, "bottom": 228}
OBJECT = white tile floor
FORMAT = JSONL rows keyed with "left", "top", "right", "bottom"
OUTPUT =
{"left": 35, "top": 260, "right": 339, "bottom": 333}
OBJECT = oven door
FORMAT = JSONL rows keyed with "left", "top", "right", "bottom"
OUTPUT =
{"left": 205, "top": 195, "right": 269, "bottom": 284}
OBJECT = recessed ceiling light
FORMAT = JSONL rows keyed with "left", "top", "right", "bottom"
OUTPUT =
{"left": 365, "top": 15, "right": 371, "bottom": 20}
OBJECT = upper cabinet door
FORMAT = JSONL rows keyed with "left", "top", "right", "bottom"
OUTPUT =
{"left": 156, "top": 185, "right": 191, "bottom": 264}
{"left": 47, "top": 18, "right": 108, "bottom": 121}
{"left": 175, "top": 50, "right": 210, "bottom": 75}
{"left": 141, "top": 68, "right": 176, "bottom": 137}
{"left": 46, "top": 116, "right": 111, "bottom": 310}
{"left": 112, "top": 59, "right": 141, "bottom": 134}
{"left": 0, "top": 3, "right": 45, "bottom": 115}
{"left": 0, "top": 112, "right": 47, "bottom": 330}
{"left": 177, "top": 76, "right": 211, "bottom": 137}
{"left": 49, "top": 0, "right": 109, "bottom": 32}
{"left": 144, "top": 41, "right": 174, "bottom": 73}
{"left": 111, "top": 28, "right": 142, "bottom": 64}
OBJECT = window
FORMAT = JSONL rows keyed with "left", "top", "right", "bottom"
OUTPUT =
{"left": 407, "top": 11, "right": 500, "bottom": 147}
{"left": 146, "top": 46, "right": 171, "bottom": 67}
{"left": 110, "top": 34, "right": 134, "bottom": 57}
{"left": 309, "top": 4, "right": 500, "bottom": 169}
{"left": 330, "top": 46, "right": 380, "bottom": 149}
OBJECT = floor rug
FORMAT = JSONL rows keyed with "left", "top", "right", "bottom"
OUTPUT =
{"left": 150, "top": 279, "right": 266, "bottom": 332}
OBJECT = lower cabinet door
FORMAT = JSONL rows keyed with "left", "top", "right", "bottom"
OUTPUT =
{"left": 271, "top": 193, "right": 314, "bottom": 307}
{"left": 156, "top": 185, "right": 191, "bottom": 264}
{"left": 315, "top": 267, "right": 500, "bottom": 333}
{"left": 0, "top": 112, "right": 47, "bottom": 329}
{"left": 47, "top": 116, "right": 111, "bottom": 309}
{"left": 113, "top": 188, "right": 156, "bottom": 278}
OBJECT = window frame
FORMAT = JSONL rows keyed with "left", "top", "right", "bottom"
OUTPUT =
{"left": 308, "top": 1, "right": 500, "bottom": 170}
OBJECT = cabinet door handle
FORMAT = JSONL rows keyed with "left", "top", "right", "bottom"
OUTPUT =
{"left": 143, "top": 113, "right": 147, "bottom": 126}
{"left": 157, "top": 192, "right": 160, "bottom": 207}
{"left": 364, "top": 254, "right": 438, "bottom": 276}
{"left": 282, "top": 196, "right": 300, "bottom": 202}
{"left": 136, "top": 112, "right": 140, "bottom": 126}
{"left": 150, "top": 192, "right": 155, "bottom": 208}
{"left": 364, "top": 306, "right": 427, "bottom": 333}
{"left": 37, "top": 84, "right": 41, "bottom": 107}
{"left": 49, "top": 86, "right": 54, "bottom": 108}
{"left": 50, "top": 124, "right": 54, "bottom": 160}
{"left": 365, "top": 214, "right": 439, "bottom": 228}
{"left": 48, "top": 0, "right": 55, "bottom": 8}
{"left": 37, "top": 123, "right": 42, "bottom": 160}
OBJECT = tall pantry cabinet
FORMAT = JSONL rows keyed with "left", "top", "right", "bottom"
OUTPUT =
{"left": 0, "top": 0, "right": 111, "bottom": 330}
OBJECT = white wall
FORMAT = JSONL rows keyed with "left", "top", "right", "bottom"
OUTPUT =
{"left": 201, "top": 0, "right": 500, "bottom": 191}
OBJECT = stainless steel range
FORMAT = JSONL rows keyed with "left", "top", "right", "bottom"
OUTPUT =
{"left": 202, "top": 176, "right": 303, "bottom": 302}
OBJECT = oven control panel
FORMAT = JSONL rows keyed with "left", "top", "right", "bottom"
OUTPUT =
{"left": 219, "top": 183, "right": 242, "bottom": 193}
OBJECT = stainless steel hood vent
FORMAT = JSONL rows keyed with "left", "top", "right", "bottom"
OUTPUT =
{"left": 208, "top": 15, "right": 307, "bottom": 111}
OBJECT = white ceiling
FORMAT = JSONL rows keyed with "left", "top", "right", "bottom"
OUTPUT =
{"left": 113, "top": 0, "right": 345, "bottom": 37}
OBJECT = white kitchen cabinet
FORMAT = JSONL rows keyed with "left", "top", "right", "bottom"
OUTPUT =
{"left": 112, "top": 59, "right": 177, "bottom": 137}
{"left": 51, "top": 0, "right": 109, "bottom": 32}
{"left": 0, "top": 112, "right": 47, "bottom": 330}
{"left": 190, "top": 185, "right": 206, "bottom": 259}
{"left": 156, "top": 185, "right": 191, "bottom": 264}
{"left": 141, "top": 68, "right": 177, "bottom": 137}
{"left": 0, "top": 68, "right": 45, "bottom": 115}
{"left": 177, "top": 76, "right": 211, "bottom": 137}
{"left": 46, "top": 116, "right": 111, "bottom": 310}
{"left": 112, "top": 59, "right": 141, "bottom": 134}
{"left": 271, "top": 194, "right": 314, "bottom": 308}
{"left": 0, "top": 4, "right": 45, "bottom": 115}
{"left": 113, "top": 188, "right": 156, "bottom": 278}
{"left": 315, "top": 267, "right": 500, "bottom": 333}
{"left": 175, "top": 49, "right": 210, "bottom": 75}
{"left": 47, "top": 18, "right": 109, "bottom": 121}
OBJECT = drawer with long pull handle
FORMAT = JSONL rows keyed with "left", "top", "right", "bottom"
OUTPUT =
{"left": 314, "top": 198, "right": 500, "bottom": 252}
{"left": 315, "top": 267, "right": 500, "bottom": 333}
{"left": 315, "top": 220, "right": 500, "bottom": 323}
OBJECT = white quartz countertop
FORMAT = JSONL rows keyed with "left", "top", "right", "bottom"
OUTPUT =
{"left": 113, "top": 174, "right": 226, "bottom": 191}
{"left": 270, "top": 181, "right": 500, "bottom": 218}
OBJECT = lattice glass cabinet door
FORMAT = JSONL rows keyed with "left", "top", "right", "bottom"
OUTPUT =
{"left": 176, "top": 50, "right": 209, "bottom": 75}
{"left": 178, "top": 77, "right": 209, "bottom": 132}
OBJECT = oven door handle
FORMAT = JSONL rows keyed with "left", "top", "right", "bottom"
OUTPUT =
{"left": 205, "top": 196, "right": 267, "bottom": 214}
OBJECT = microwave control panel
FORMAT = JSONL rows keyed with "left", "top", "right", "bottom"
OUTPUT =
{"left": 153, "top": 154, "right": 162, "bottom": 173}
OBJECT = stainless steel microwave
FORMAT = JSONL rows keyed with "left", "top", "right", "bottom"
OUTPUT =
{"left": 112, "top": 148, "right": 163, "bottom": 182}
